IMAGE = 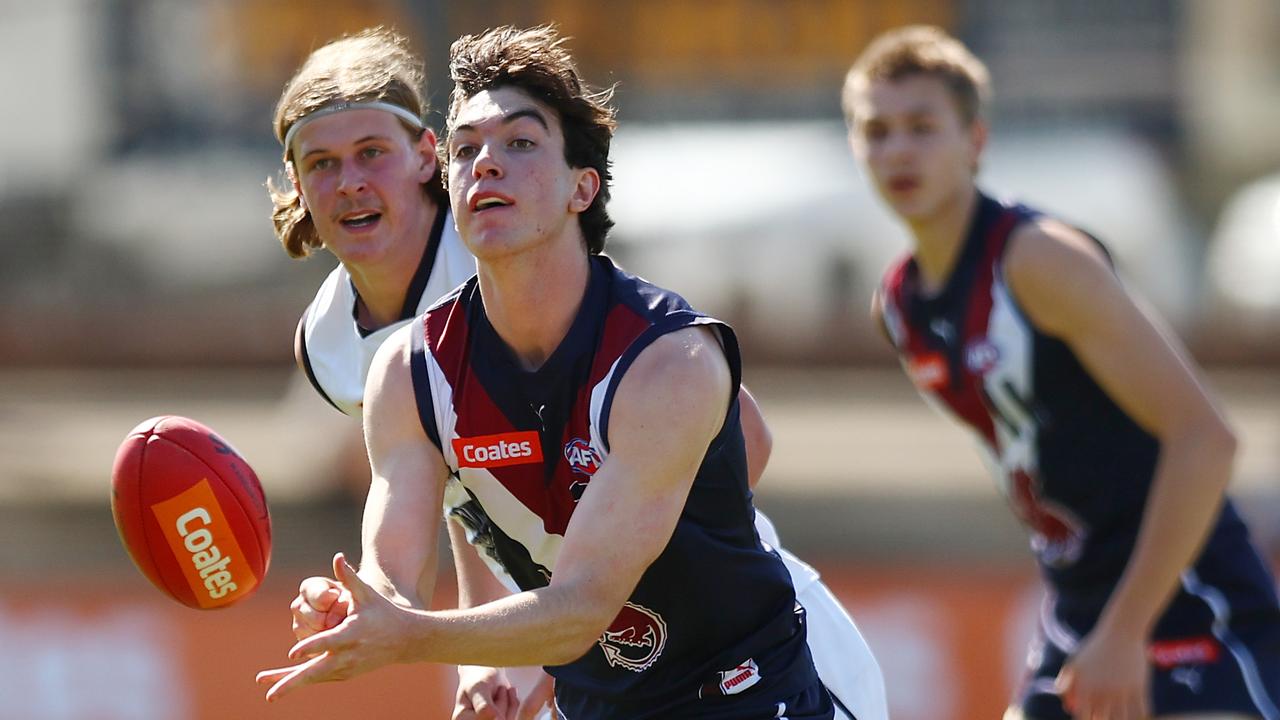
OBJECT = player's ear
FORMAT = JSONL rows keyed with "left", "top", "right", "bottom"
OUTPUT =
{"left": 568, "top": 167, "right": 600, "bottom": 214}
{"left": 286, "top": 161, "right": 308, "bottom": 212}
{"left": 415, "top": 129, "right": 439, "bottom": 183}
{"left": 968, "top": 118, "right": 988, "bottom": 174}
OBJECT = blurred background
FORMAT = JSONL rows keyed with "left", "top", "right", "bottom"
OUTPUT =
{"left": 2, "top": 1, "right": 1279, "bottom": 718}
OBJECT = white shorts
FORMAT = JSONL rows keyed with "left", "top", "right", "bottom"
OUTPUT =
{"left": 759, "top": 511, "right": 888, "bottom": 720}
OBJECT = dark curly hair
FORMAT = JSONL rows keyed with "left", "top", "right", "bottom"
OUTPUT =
{"left": 446, "top": 25, "right": 617, "bottom": 255}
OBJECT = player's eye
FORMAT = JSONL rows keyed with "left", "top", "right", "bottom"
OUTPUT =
{"left": 360, "top": 147, "right": 384, "bottom": 160}
{"left": 308, "top": 157, "right": 335, "bottom": 172}
{"left": 452, "top": 144, "right": 478, "bottom": 160}
{"left": 510, "top": 138, "right": 535, "bottom": 150}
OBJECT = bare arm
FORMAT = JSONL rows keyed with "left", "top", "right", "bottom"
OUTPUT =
{"left": 1005, "top": 221, "right": 1237, "bottom": 718}
{"left": 870, "top": 288, "right": 891, "bottom": 345}
{"left": 738, "top": 385, "right": 773, "bottom": 490}
{"left": 260, "top": 325, "right": 733, "bottom": 696}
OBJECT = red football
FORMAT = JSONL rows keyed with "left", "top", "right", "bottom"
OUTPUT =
{"left": 111, "top": 415, "right": 271, "bottom": 609}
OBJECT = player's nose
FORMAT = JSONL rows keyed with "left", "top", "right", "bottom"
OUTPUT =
{"left": 336, "top": 162, "right": 369, "bottom": 195}
{"left": 472, "top": 142, "right": 503, "bottom": 179}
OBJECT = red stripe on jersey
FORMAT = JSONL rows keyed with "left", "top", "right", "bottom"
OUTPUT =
{"left": 883, "top": 209, "right": 1021, "bottom": 451}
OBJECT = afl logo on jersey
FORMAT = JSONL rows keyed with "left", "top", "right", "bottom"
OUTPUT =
{"left": 599, "top": 602, "right": 667, "bottom": 672}
{"left": 965, "top": 338, "right": 1000, "bottom": 374}
{"left": 563, "top": 438, "right": 602, "bottom": 476}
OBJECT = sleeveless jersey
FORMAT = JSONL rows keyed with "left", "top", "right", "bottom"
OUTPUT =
{"left": 295, "top": 207, "right": 475, "bottom": 416}
{"left": 411, "top": 256, "right": 820, "bottom": 718}
{"left": 878, "top": 192, "right": 1274, "bottom": 602}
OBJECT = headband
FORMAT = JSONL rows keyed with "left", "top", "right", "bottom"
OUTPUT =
{"left": 282, "top": 100, "right": 425, "bottom": 157}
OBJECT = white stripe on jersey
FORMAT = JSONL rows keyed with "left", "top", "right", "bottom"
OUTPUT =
{"left": 985, "top": 274, "right": 1039, "bottom": 483}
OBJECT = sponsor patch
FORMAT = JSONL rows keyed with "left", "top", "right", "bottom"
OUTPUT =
{"left": 453, "top": 431, "right": 543, "bottom": 469}
{"left": 699, "top": 658, "right": 762, "bottom": 698}
{"left": 906, "top": 352, "right": 948, "bottom": 390}
{"left": 1149, "top": 636, "right": 1220, "bottom": 670}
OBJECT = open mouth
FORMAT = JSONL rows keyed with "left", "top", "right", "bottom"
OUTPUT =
{"left": 471, "top": 195, "right": 513, "bottom": 212}
{"left": 340, "top": 211, "right": 382, "bottom": 228}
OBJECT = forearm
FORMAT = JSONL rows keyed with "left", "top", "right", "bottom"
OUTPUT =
{"left": 1096, "top": 425, "right": 1235, "bottom": 637}
{"left": 403, "top": 584, "right": 608, "bottom": 668}
{"left": 449, "top": 520, "right": 509, "bottom": 608}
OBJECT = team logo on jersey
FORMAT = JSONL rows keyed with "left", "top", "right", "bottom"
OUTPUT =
{"left": 965, "top": 338, "right": 1001, "bottom": 374}
{"left": 563, "top": 438, "right": 602, "bottom": 476}
{"left": 453, "top": 431, "right": 543, "bottom": 469}
{"left": 906, "top": 352, "right": 949, "bottom": 390}
{"left": 1007, "top": 468, "right": 1086, "bottom": 567}
{"left": 598, "top": 602, "right": 667, "bottom": 672}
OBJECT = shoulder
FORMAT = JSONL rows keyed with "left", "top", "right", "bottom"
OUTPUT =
{"left": 608, "top": 325, "right": 735, "bottom": 447}
{"left": 366, "top": 322, "right": 419, "bottom": 408}
{"left": 618, "top": 326, "right": 732, "bottom": 405}
{"left": 1004, "top": 218, "right": 1118, "bottom": 337}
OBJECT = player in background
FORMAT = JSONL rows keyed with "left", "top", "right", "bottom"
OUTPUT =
{"left": 258, "top": 24, "right": 835, "bottom": 718}
{"left": 844, "top": 25, "right": 1280, "bottom": 720}
{"left": 269, "top": 25, "right": 885, "bottom": 720}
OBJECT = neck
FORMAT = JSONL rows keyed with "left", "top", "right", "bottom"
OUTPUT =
{"left": 348, "top": 202, "right": 439, "bottom": 331}
{"left": 907, "top": 184, "right": 980, "bottom": 294}
{"left": 478, "top": 237, "right": 591, "bottom": 372}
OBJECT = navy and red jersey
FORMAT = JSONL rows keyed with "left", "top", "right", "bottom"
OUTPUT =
{"left": 410, "top": 255, "right": 823, "bottom": 719}
{"left": 878, "top": 192, "right": 1280, "bottom": 630}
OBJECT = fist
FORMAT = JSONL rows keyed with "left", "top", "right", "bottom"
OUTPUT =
{"left": 290, "top": 575, "right": 350, "bottom": 640}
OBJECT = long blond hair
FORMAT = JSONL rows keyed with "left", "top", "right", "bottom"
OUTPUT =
{"left": 268, "top": 27, "right": 445, "bottom": 258}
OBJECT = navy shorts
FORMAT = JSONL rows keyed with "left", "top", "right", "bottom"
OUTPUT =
{"left": 1015, "top": 576, "right": 1280, "bottom": 718}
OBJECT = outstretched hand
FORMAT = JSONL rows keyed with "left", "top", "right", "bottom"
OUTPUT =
{"left": 256, "top": 552, "right": 413, "bottom": 702}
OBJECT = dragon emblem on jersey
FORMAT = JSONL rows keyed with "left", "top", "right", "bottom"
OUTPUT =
{"left": 598, "top": 602, "right": 667, "bottom": 672}
{"left": 1008, "top": 468, "right": 1086, "bottom": 567}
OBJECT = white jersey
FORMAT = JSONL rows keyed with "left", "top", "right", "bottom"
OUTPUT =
{"left": 295, "top": 208, "right": 475, "bottom": 416}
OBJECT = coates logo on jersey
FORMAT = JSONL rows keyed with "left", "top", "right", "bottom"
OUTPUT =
{"left": 598, "top": 602, "right": 667, "bottom": 672}
{"left": 453, "top": 431, "right": 543, "bottom": 469}
{"left": 906, "top": 351, "right": 948, "bottom": 390}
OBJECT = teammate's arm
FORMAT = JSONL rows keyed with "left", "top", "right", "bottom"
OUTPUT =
{"left": 1005, "top": 220, "right": 1238, "bottom": 720}
{"left": 257, "top": 323, "right": 450, "bottom": 700}
{"left": 450, "top": 521, "right": 520, "bottom": 720}
{"left": 258, "top": 325, "right": 732, "bottom": 699}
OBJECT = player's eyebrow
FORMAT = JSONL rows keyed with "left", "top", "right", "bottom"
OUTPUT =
{"left": 453, "top": 107, "right": 550, "bottom": 135}
{"left": 298, "top": 135, "right": 392, "bottom": 161}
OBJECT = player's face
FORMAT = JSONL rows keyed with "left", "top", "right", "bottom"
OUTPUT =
{"left": 292, "top": 109, "right": 438, "bottom": 267}
{"left": 848, "top": 75, "right": 984, "bottom": 223}
{"left": 446, "top": 87, "right": 599, "bottom": 261}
